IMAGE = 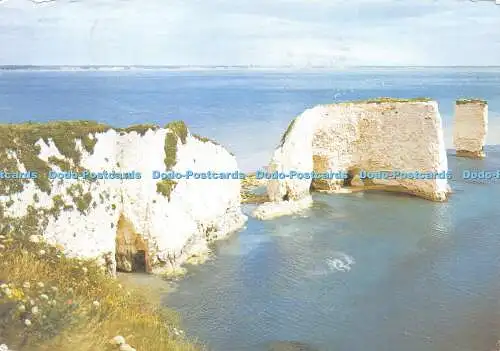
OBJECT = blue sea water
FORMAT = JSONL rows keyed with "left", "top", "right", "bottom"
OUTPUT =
{"left": 1, "top": 67, "right": 500, "bottom": 171}
{"left": 1, "top": 67, "right": 500, "bottom": 351}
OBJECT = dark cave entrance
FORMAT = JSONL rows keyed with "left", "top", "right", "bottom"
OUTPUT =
{"left": 115, "top": 213, "right": 152, "bottom": 274}
{"left": 132, "top": 250, "right": 147, "bottom": 273}
{"left": 343, "top": 169, "right": 355, "bottom": 186}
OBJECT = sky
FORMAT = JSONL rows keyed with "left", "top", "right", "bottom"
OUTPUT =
{"left": 0, "top": 0, "right": 499, "bottom": 66}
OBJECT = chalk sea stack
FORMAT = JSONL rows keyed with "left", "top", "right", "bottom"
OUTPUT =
{"left": 453, "top": 99, "right": 488, "bottom": 158}
{"left": 254, "top": 98, "right": 451, "bottom": 220}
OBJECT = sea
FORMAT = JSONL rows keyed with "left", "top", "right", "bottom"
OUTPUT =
{"left": 1, "top": 67, "right": 500, "bottom": 351}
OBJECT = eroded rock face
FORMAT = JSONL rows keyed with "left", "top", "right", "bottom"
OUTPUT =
{"left": 255, "top": 99, "right": 451, "bottom": 219}
{"left": 0, "top": 122, "right": 247, "bottom": 275}
{"left": 115, "top": 213, "right": 150, "bottom": 272}
{"left": 453, "top": 99, "right": 488, "bottom": 158}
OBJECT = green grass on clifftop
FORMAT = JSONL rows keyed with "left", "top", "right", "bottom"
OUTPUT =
{"left": 356, "top": 97, "right": 432, "bottom": 104}
{"left": 0, "top": 121, "right": 109, "bottom": 195}
{"left": 456, "top": 98, "right": 488, "bottom": 105}
{"left": 163, "top": 121, "right": 188, "bottom": 170}
{"left": 0, "top": 121, "right": 183, "bottom": 197}
{"left": 116, "top": 124, "right": 160, "bottom": 136}
{"left": 0, "top": 228, "right": 199, "bottom": 351}
{"left": 0, "top": 120, "right": 225, "bottom": 205}
{"left": 166, "top": 121, "right": 188, "bottom": 145}
{"left": 192, "top": 134, "right": 235, "bottom": 156}
{"left": 192, "top": 134, "right": 220, "bottom": 146}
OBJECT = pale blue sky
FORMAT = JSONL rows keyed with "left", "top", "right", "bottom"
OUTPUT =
{"left": 1, "top": 0, "right": 499, "bottom": 66}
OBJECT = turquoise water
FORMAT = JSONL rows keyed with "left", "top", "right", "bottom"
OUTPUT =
{"left": 2, "top": 67, "right": 500, "bottom": 350}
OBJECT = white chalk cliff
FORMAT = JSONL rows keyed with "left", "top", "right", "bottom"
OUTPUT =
{"left": 254, "top": 99, "right": 451, "bottom": 220}
{"left": 453, "top": 99, "right": 488, "bottom": 158}
{"left": 0, "top": 122, "right": 247, "bottom": 274}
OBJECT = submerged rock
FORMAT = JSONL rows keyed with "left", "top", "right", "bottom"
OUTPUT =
{"left": 240, "top": 173, "right": 269, "bottom": 204}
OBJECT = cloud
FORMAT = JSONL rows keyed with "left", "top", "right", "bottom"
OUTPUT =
{"left": 0, "top": 0, "right": 498, "bottom": 65}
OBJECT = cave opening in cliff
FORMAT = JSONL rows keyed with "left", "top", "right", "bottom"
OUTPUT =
{"left": 344, "top": 170, "right": 354, "bottom": 186}
{"left": 132, "top": 250, "right": 147, "bottom": 272}
{"left": 115, "top": 213, "right": 151, "bottom": 274}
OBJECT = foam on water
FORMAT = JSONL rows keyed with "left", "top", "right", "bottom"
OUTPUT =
{"left": 307, "top": 252, "right": 356, "bottom": 277}
{"left": 325, "top": 252, "right": 355, "bottom": 272}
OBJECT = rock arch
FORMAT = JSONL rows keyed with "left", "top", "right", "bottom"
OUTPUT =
{"left": 255, "top": 99, "right": 451, "bottom": 220}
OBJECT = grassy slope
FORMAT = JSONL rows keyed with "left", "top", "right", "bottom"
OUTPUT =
{"left": 0, "top": 120, "right": 236, "bottom": 350}
{"left": 0, "top": 231, "right": 200, "bottom": 351}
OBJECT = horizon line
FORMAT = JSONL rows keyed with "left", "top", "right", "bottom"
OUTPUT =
{"left": 2, "top": 64, "right": 500, "bottom": 69}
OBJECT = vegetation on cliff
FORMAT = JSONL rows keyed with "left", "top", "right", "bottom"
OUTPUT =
{"left": 0, "top": 121, "right": 168, "bottom": 197}
{"left": 0, "top": 120, "right": 181, "bottom": 225}
{"left": 0, "top": 189, "right": 93, "bottom": 241}
{"left": 0, "top": 120, "right": 229, "bottom": 204}
{"left": 163, "top": 121, "right": 188, "bottom": 170}
{"left": 193, "top": 133, "right": 235, "bottom": 156}
{"left": 279, "top": 117, "right": 298, "bottom": 147}
{"left": 192, "top": 134, "right": 219, "bottom": 146}
{"left": 0, "top": 121, "right": 109, "bottom": 196}
{"left": 156, "top": 179, "right": 177, "bottom": 201}
{"left": 117, "top": 124, "right": 160, "bottom": 136}
{"left": 66, "top": 184, "right": 93, "bottom": 215}
{"left": 456, "top": 98, "right": 488, "bottom": 105}
{"left": 354, "top": 97, "right": 432, "bottom": 104}
{"left": 156, "top": 120, "right": 188, "bottom": 200}
{"left": 0, "top": 228, "right": 199, "bottom": 351}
